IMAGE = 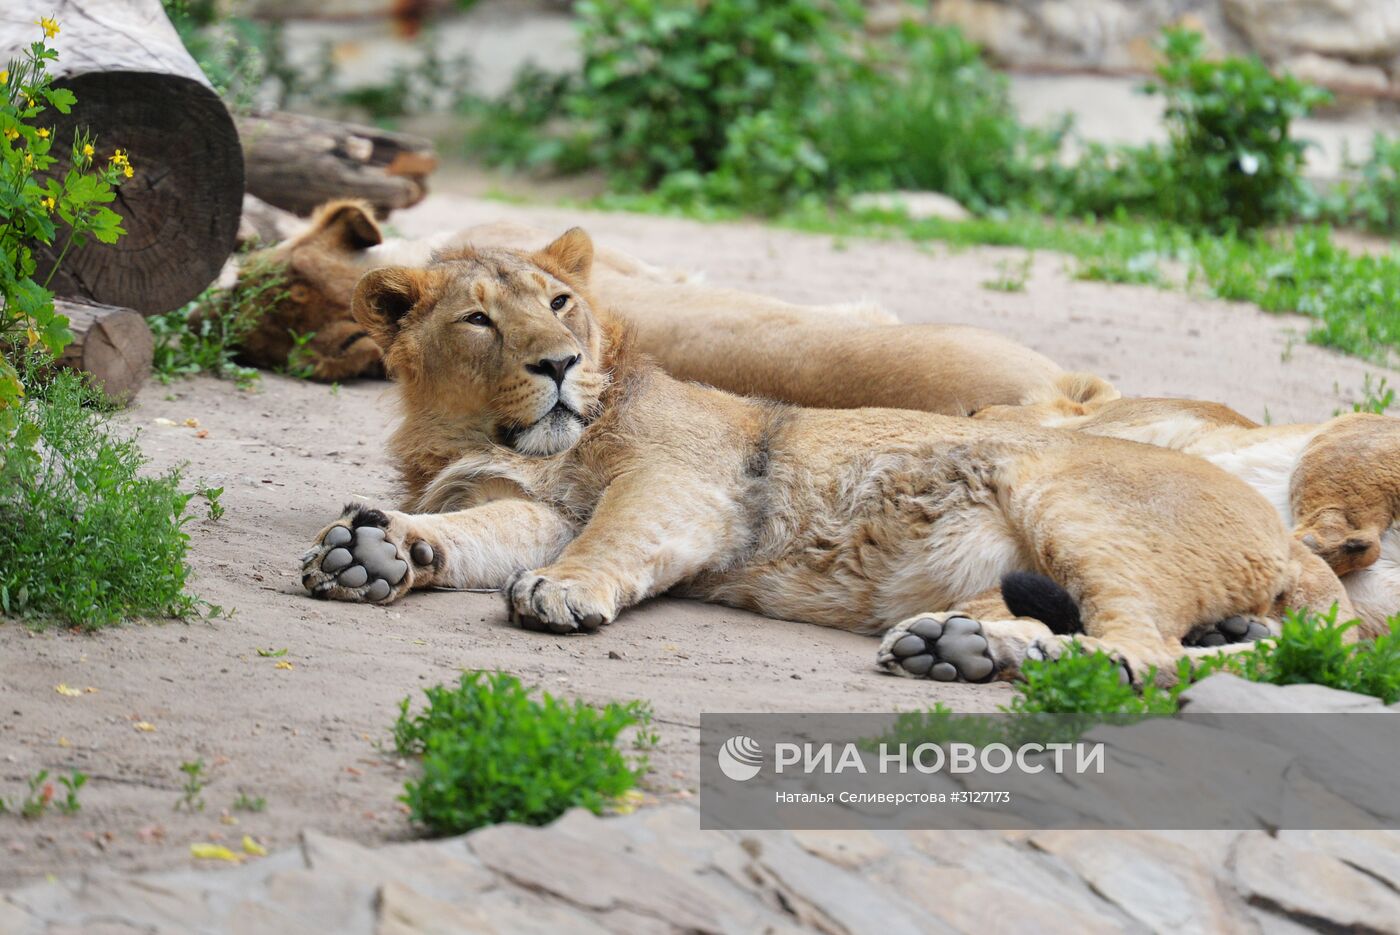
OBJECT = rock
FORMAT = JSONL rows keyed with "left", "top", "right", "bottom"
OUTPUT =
{"left": 874, "top": 859, "right": 1123, "bottom": 934}
{"left": 749, "top": 837, "right": 939, "bottom": 934}
{"left": 1029, "top": 830, "right": 1255, "bottom": 933}
{"left": 466, "top": 823, "right": 727, "bottom": 933}
{"left": 1178, "top": 673, "right": 1389, "bottom": 713}
{"left": 929, "top": 0, "right": 1040, "bottom": 64}
{"left": 300, "top": 830, "right": 495, "bottom": 904}
{"left": 375, "top": 880, "right": 495, "bottom": 935}
{"left": 1231, "top": 833, "right": 1400, "bottom": 931}
{"left": 849, "top": 190, "right": 972, "bottom": 222}
{"left": 1284, "top": 52, "right": 1389, "bottom": 92}
{"left": 1223, "top": 0, "right": 1400, "bottom": 62}
{"left": 791, "top": 830, "right": 892, "bottom": 869}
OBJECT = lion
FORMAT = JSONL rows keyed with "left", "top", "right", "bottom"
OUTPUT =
{"left": 234, "top": 200, "right": 1117, "bottom": 416}
{"left": 298, "top": 229, "right": 1351, "bottom": 685}
{"left": 973, "top": 396, "right": 1400, "bottom": 637}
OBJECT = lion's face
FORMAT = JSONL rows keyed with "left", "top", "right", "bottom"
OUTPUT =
{"left": 353, "top": 228, "right": 609, "bottom": 457}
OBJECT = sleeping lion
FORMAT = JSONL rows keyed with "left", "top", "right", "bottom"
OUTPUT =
{"left": 975, "top": 396, "right": 1400, "bottom": 637}
{"left": 299, "top": 229, "right": 1350, "bottom": 685}
{"left": 235, "top": 200, "right": 1116, "bottom": 417}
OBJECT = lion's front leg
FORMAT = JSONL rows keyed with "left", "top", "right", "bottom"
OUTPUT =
{"left": 301, "top": 499, "right": 574, "bottom": 604}
{"left": 504, "top": 471, "right": 742, "bottom": 633}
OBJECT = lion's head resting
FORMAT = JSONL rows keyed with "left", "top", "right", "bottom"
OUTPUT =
{"left": 353, "top": 228, "right": 610, "bottom": 458}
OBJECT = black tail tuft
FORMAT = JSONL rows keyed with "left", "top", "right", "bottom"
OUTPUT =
{"left": 1001, "top": 572, "right": 1083, "bottom": 635}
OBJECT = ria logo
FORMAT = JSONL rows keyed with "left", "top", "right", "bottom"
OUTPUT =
{"left": 718, "top": 735, "right": 764, "bottom": 781}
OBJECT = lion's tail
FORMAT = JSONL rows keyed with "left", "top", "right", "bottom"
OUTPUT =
{"left": 1002, "top": 572, "right": 1083, "bottom": 635}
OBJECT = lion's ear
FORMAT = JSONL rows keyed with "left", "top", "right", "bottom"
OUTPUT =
{"left": 305, "top": 200, "right": 383, "bottom": 251}
{"left": 353, "top": 267, "right": 428, "bottom": 347}
{"left": 538, "top": 227, "right": 594, "bottom": 281}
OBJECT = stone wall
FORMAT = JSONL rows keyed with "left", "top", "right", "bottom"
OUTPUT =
{"left": 872, "top": 0, "right": 1400, "bottom": 96}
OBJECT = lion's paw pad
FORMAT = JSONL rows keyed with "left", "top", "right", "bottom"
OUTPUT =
{"left": 877, "top": 613, "right": 996, "bottom": 682}
{"left": 1184, "top": 615, "right": 1273, "bottom": 648}
{"left": 302, "top": 520, "right": 411, "bottom": 603}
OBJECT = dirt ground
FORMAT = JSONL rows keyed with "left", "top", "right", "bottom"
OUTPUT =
{"left": 1, "top": 193, "right": 1395, "bottom": 887}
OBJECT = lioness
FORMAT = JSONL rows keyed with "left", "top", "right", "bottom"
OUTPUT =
{"left": 299, "top": 229, "right": 1349, "bottom": 684}
{"left": 975, "top": 396, "right": 1400, "bottom": 636}
{"left": 236, "top": 201, "right": 1115, "bottom": 417}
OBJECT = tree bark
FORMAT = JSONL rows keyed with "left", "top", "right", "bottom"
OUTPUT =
{"left": 0, "top": 0, "right": 244, "bottom": 315}
{"left": 55, "top": 298, "right": 153, "bottom": 402}
{"left": 236, "top": 111, "right": 437, "bottom": 217}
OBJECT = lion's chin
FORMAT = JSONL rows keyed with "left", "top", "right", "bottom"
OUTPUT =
{"left": 503, "top": 405, "right": 586, "bottom": 457}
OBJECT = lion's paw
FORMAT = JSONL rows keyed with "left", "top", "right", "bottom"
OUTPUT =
{"left": 301, "top": 507, "right": 431, "bottom": 604}
{"left": 505, "top": 570, "right": 615, "bottom": 634}
{"left": 876, "top": 613, "right": 997, "bottom": 682}
{"left": 1183, "top": 614, "right": 1273, "bottom": 648}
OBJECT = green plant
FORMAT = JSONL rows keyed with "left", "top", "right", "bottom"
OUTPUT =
{"left": 1145, "top": 29, "right": 1329, "bottom": 230}
{"left": 815, "top": 21, "right": 1060, "bottom": 214}
{"left": 283, "top": 329, "right": 317, "bottom": 380}
{"left": 1344, "top": 374, "right": 1395, "bottom": 415}
{"left": 1, "top": 21, "right": 128, "bottom": 434}
{"left": 1009, "top": 646, "right": 1183, "bottom": 716}
{"left": 56, "top": 770, "right": 85, "bottom": 815}
{"left": 1324, "top": 133, "right": 1400, "bottom": 234}
{"left": 18, "top": 769, "right": 53, "bottom": 819}
{"left": 197, "top": 484, "right": 224, "bottom": 520}
{"left": 176, "top": 758, "right": 207, "bottom": 813}
{"left": 231, "top": 790, "right": 266, "bottom": 812}
{"left": 394, "top": 670, "right": 651, "bottom": 835}
{"left": 981, "top": 253, "right": 1033, "bottom": 293}
{"left": 0, "top": 367, "right": 202, "bottom": 629}
{"left": 149, "top": 255, "right": 286, "bottom": 388}
{"left": 1203, "top": 607, "right": 1400, "bottom": 704}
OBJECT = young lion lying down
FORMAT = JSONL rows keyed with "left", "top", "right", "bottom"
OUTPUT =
{"left": 299, "top": 229, "right": 1349, "bottom": 684}
{"left": 236, "top": 200, "right": 1114, "bottom": 417}
{"left": 974, "top": 396, "right": 1400, "bottom": 637}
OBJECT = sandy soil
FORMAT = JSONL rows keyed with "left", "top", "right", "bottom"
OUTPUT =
{"left": 2, "top": 193, "right": 1395, "bottom": 886}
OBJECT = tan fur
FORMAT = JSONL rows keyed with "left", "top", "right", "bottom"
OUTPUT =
{"left": 298, "top": 231, "right": 1345, "bottom": 685}
{"left": 235, "top": 202, "right": 1114, "bottom": 416}
{"left": 979, "top": 397, "right": 1393, "bottom": 636}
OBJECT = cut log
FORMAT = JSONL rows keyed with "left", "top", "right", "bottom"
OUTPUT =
{"left": 0, "top": 0, "right": 244, "bottom": 315}
{"left": 54, "top": 298, "right": 154, "bottom": 403}
{"left": 236, "top": 111, "right": 437, "bottom": 217}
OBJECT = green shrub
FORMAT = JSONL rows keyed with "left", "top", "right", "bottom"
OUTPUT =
{"left": 1204, "top": 608, "right": 1400, "bottom": 704}
{"left": 815, "top": 21, "right": 1058, "bottom": 214}
{"left": 149, "top": 255, "right": 288, "bottom": 388}
{"left": 1009, "top": 645, "right": 1183, "bottom": 716}
{"left": 1145, "top": 29, "right": 1329, "bottom": 229}
{"left": 570, "top": 0, "right": 857, "bottom": 192}
{"left": 1324, "top": 133, "right": 1400, "bottom": 234}
{"left": 394, "top": 671, "right": 652, "bottom": 835}
{"left": 0, "top": 368, "right": 201, "bottom": 629}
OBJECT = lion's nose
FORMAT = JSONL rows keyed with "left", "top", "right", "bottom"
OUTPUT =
{"left": 526, "top": 354, "right": 580, "bottom": 387}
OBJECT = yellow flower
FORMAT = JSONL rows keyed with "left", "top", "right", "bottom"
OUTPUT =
{"left": 123, "top": 164, "right": 133, "bottom": 178}
{"left": 23, "top": 152, "right": 32, "bottom": 166}
{"left": 36, "top": 128, "right": 48, "bottom": 139}
{"left": 37, "top": 18, "right": 59, "bottom": 39}
{"left": 4, "top": 129, "right": 17, "bottom": 141}
{"left": 0, "top": 70, "right": 8, "bottom": 86}
{"left": 39, "top": 195, "right": 55, "bottom": 212}
{"left": 82, "top": 143, "right": 93, "bottom": 157}
{"left": 110, "top": 148, "right": 129, "bottom": 167}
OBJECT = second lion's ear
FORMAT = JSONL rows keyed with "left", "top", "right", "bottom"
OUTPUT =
{"left": 353, "top": 267, "right": 428, "bottom": 348}
{"left": 537, "top": 227, "right": 594, "bottom": 282}
{"left": 306, "top": 200, "right": 384, "bottom": 252}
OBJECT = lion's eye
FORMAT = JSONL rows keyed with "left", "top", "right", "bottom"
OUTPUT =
{"left": 550, "top": 294, "right": 569, "bottom": 312}
{"left": 462, "top": 312, "right": 492, "bottom": 327}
